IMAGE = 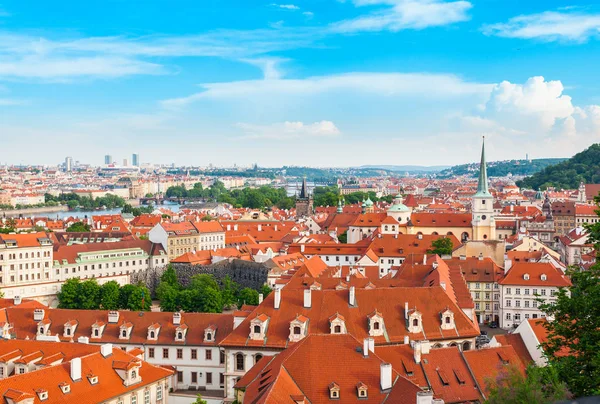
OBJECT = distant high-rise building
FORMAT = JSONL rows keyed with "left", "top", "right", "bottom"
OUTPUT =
{"left": 132, "top": 153, "right": 139, "bottom": 167}
{"left": 64, "top": 156, "right": 73, "bottom": 172}
{"left": 123, "top": 158, "right": 129, "bottom": 167}
{"left": 105, "top": 155, "right": 113, "bottom": 165}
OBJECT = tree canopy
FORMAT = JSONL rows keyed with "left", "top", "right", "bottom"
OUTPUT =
{"left": 538, "top": 194, "right": 600, "bottom": 397}
{"left": 427, "top": 237, "right": 454, "bottom": 256}
{"left": 58, "top": 279, "right": 151, "bottom": 311}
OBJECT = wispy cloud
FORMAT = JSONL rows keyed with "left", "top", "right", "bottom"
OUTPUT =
{"left": 239, "top": 57, "right": 288, "bottom": 79}
{"left": 271, "top": 3, "right": 300, "bottom": 10}
{"left": 483, "top": 11, "right": 600, "bottom": 42}
{"left": 331, "top": 0, "right": 472, "bottom": 33}
{"left": 0, "top": 98, "right": 25, "bottom": 106}
{"left": 236, "top": 120, "right": 340, "bottom": 139}
{"left": 161, "top": 72, "right": 491, "bottom": 109}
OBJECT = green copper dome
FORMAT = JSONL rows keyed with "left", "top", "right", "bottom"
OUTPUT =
{"left": 388, "top": 203, "right": 410, "bottom": 212}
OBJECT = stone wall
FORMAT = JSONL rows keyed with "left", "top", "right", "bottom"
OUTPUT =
{"left": 172, "top": 259, "right": 269, "bottom": 290}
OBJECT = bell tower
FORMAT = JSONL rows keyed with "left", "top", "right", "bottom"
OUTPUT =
{"left": 472, "top": 137, "right": 496, "bottom": 241}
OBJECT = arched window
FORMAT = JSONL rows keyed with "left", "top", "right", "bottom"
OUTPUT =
{"left": 150, "top": 331, "right": 155, "bottom": 339}
{"left": 462, "top": 341, "right": 471, "bottom": 351}
{"left": 236, "top": 353, "right": 245, "bottom": 371}
{"left": 39, "top": 327, "right": 44, "bottom": 334}
{"left": 177, "top": 332, "right": 183, "bottom": 340}
{"left": 255, "top": 354, "right": 263, "bottom": 364}
{"left": 412, "top": 319, "right": 419, "bottom": 327}
{"left": 66, "top": 328, "right": 71, "bottom": 336}
{"left": 122, "top": 330, "right": 127, "bottom": 337}
{"left": 206, "top": 333, "right": 212, "bottom": 341}
{"left": 373, "top": 322, "right": 380, "bottom": 330}
{"left": 334, "top": 325, "right": 341, "bottom": 333}
{"left": 131, "top": 370, "right": 137, "bottom": 379}
{"left": 293, "top": 326, "right": 301, "bottom": 335}
{"left": 384, "top": 225, "right": 388, "bottom": 231}
{"left": 461, "top": 232, "right": 469, "bottom": 242}
{"left": 432, "top": 232, "right": 439, "bottom": 235}
{"left": 94, "top": 329, "right": 99, "bottom": 337}
{"left": 445, "top": 317, "right": 451, "bottom": 324}
{"left": 253, "top": 325, "right": 261, "bottom": 334}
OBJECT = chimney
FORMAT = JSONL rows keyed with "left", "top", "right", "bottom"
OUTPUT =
{"left": 510, "top": 204, "right": 514, "bottom": 212}
{"left": 274, "top": 225, "right": 278, "bottom": 231}
{"left": 422, "top": 254, "right": 427, "bottom": 265}
{"left": 440, "top": 281, "right": 446, "bottom": 291}
{"left": 108, "top": 311, "right": 120, "bottom": 324}
{"left": 404, "top": 335, "right": 409, "bottom": 345}
{"left": 258, "top": 293, "right": 264, "bottom": 304}
{"left": 418, "top": 233, "right": 423, "bottom": 240}
{"left": 303, "top": 289, "right": 311, "bottom": 308}
{"left": 100, "top": 343, "right": 112, "bottom": 358}
{"left": 70, "top": 357, "right": 82, "bottom": 381}
{"left": 417, "top": 391, "right": 435, "bottom": 404}
{"left": 33, "top": 309, "right": 45, "bottom": 321}
{"left": 505, "top": 258, "right": 512, "bottom": 273}
{"left": 349, "top": 286, "right": 356, "bottom": 306}
{"left": 234, "top": 224, "right": 238, "bottom": 231}
{"left": 380, "top": 363, "right": 393, "bottom": 390}
{"left": 368, "top": 337, "right": 375, "bottom": 353}
{"left": 478, "top": 253, "right": 484, "bottom": 261}
{"left": 13, "top": 296, "right": 21, "bottom": 305}
{"left": 300, "top": 244, "right": 305, "bottom": 253}
{"left": 404, "top": 302, "right": 409, "bottom": 319}
{"left": 227, "top": 224, "right": 231, "bottom": 231}
{"left": 460, "top": 254, "right": 466, "bottom": 261}
{"left": 173, "top": 312, "right": 181, "bottom": 325}
{"left": 363, "top": 338, "right": 370, "bottom": 357}
{"left": 77, "top": 336, "right": 89, "bottom": 344}
{"left": 274, "top": 288, "right": 281, "bottom": 309}
{"left": 258, "top": 224, "right": 262, "bottom": 231}
{"left": 414, "top": 341, "right": 422, "bottom": 364}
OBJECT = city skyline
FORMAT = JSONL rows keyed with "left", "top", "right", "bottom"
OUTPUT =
{"left": 1, "top": 1, "right": 600, "bottom": 166}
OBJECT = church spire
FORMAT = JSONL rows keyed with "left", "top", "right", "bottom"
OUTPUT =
{"left": 299, "top": 177, "right": 308, "bottom": 199}
{"left": 476, "top": 136, "right": 490, "bottom": 196}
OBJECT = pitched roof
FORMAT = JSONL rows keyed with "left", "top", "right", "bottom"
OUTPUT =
{"left": 499, "top": 262, "right": 571, "bottom": 287}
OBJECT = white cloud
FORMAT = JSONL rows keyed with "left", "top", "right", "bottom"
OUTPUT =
{"left": 0, "top": 98, "right": 25, "bottom": 106}
{"left": 239, "top": 57, "right": 288, "bottom": 79}
{"left": 303, "top": 11, "right": 314, "bottom": 18}
{"left": 271, "top": 3, "right": 300, "bottom": 10}
{"left": 236, "top": 120, "right": 340, "bottom": 139}
{"left": 161, "top": 72, "right": 491, "bottom": 108}
{"left": 483, "top": 11, "right": 600, "bottom": 42}
{"left": 331, "top": 0, "right": 472, "bottom": 33}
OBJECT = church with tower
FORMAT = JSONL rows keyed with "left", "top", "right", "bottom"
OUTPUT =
{"left": 295, "top": 177, "right": 313, "bottom": 217}
{"left": 471, "top": 137, "right": 496, "bottom": 241}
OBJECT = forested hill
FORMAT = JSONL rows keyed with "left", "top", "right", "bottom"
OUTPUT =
{"left": 516, "top": 144, "right": 600, "bottom": 190}
{"left": 437, "top": 158, "right": 566, "bottom": 179}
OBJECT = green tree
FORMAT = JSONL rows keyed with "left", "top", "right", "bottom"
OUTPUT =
{"left": 193, "top": 394, "right": 208, "bottom": 404}
{"left": 161, "top": 265, "right": 179, "bottom": 288}
{"left": 157, "top": 283, "right": 180, "bottom": 312}
{"left": 338, "top": 231, "right": 348, "bottom": 243}
{"left": 485, "top": 365, "right": 570, "bottom": 404}
{"left": 66, "top": 199, "right": 79, "bottom": 209}
{"left": 100, "top": 281, "right": 121, "bottom": 310}
{"left": 260, "top": 284, "right": 273, "bottom": 299}
{"left": 221, "top": 275, "right": 237, "bottom": 309}
{"left": 119, "top": 284, "right": 151, "bottom": 311}
{"left": 238, "top": 287, "right": 259, "bottom": 307}
{"left": 427, "top": 237, "right": 454, "bottom": 256}
{"left": 539, "top": 194, "right": 600, "bottom": 397}
{"left": 78, "top": 279, "right": 101, "bottom": 310}
{"left": 66, "top": 222, "right": 91, "bottom": 232}
{"left": 58, "top": 278, "right": 81, "bottom": 309}
{"left": 200, "top": 287, "right": 223, "bottom": 313}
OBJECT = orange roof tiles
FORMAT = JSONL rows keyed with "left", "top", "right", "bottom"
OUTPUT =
{"left": 499, "top": 262, "right": 571, "bottom": 287}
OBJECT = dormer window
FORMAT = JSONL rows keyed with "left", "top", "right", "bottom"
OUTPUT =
{"left": 357, "top": 382, "right": 368, "bottom": 398}
{"left": 36, "top": 389, "right": 48, "bottom": 401}
{"left": 119, "top": 322, "right": 133, "bottom": 340}
{"left": 204, "top": 325, "right": 216, "bottom": 342}
{"left": 249, "top": 314, "right": 269, "bottom": 340}
{"left": 541, "top": 274, "right": 547, "bottom": 281}
{"left": 122, "top": 330, "right": 127, "bottom": 338}
{"left": 59, "top": 382, "right": 70, "bottom": 394}
{"left": 408, "top": 310, "right": 423, "bottom": 334}
{"left": 94, "top": 329, "right": 99, "bottom": 337}
{"left": 177, "top": 332, "right": 183, "bottom": 339}
{"left": 368, "top": 310, "right": 384, "bottom": 337}
{"left": 147, "top": 324, "right": 160, "bottom": 340}
{"left": 440, "top": 309, "right": 455, "bottom": 331}
{"left": 88, "top": 374, "right": 98, "bottom": 385}
{"left": 175, "top": 325, "right": 188, "bottom": 342}
{"left": 63, "top": 320, "right": 77, "bottom": 338}
{"left": 329, "top": 313, "right": 346, "bottom": 335}
{"left": 289, "top": 314, "right": 308, "bottom": 342}
{"left": 524, "top": 273, "right": 530, "bottom": 280}
{"left": 329, "top": 382, "right": 340, "bottom": 399}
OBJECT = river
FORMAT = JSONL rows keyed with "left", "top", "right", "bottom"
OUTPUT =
{"left": 6, "top": 202, "right": 182, "bottom": 219}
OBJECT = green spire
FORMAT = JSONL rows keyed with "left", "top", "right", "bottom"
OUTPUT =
{"left": 476, "top": 136, "right": 490, "bottom": 196}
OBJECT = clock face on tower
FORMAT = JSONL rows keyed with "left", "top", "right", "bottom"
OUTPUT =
{"left": 482, "top": 215, "right": 487, "bottom": 220}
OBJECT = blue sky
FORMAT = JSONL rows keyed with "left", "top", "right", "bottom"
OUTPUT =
{"left": 1, "top": 0, "right": 600, "bottom": 167}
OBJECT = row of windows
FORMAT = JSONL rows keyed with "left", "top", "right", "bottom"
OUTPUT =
{"left": 148, "top": 347, "right": 225, "bottom": 363}
{"left": 176, "top": 371, "right": 224, "bottom": 385}
{"left": 116, "top": 385, "right": 162, "bottom": 404}
{"left": 0, "top": 251, "right": 51, "bottom": 260}
{"left": 234, "top": 353, "right": 263, "bottom": 371}
{"left": 0, "top": 261, "right": 50, "bottom": 271}
{"left": 505, "top": 312, "right": 545, "bottom": 321}
{"left": 505, "top": 288, "right": 554, "bottom": 296}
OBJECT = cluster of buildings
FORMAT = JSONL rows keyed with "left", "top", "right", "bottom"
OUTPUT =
{"left": 0, "top": 139, "right": 593, "bottom": 403}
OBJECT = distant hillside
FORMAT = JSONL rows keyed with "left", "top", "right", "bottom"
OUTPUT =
{"left": 360, "top": 165, "right": 451, "bottom": 173}
{"left": 517, "top": 144, "right": 600, "bottom": 190}
{"left": 437, "top": 158, "right": 567, "bottom": 179}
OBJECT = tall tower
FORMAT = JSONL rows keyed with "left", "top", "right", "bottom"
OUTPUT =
{"left": 132, "top": 153, "right": 140, "bottom": 167}
{"left": 472, "top": 137, "right": 496, "bottom": 241}
{"left": 64, "top": 156, "right": 73, "bottom": 173}
{"left": 295, "top": 177, "right": 313, "bottom": 217}
{"left": 105, "top": 155, "right": 113, "bottom": 165}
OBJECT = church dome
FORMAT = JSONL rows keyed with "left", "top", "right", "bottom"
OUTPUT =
{"left": 364, "top": 197, "right": 374, "bottom": 207}
{"left": 388, "top": 203, "right": 410, "bottom": 212}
